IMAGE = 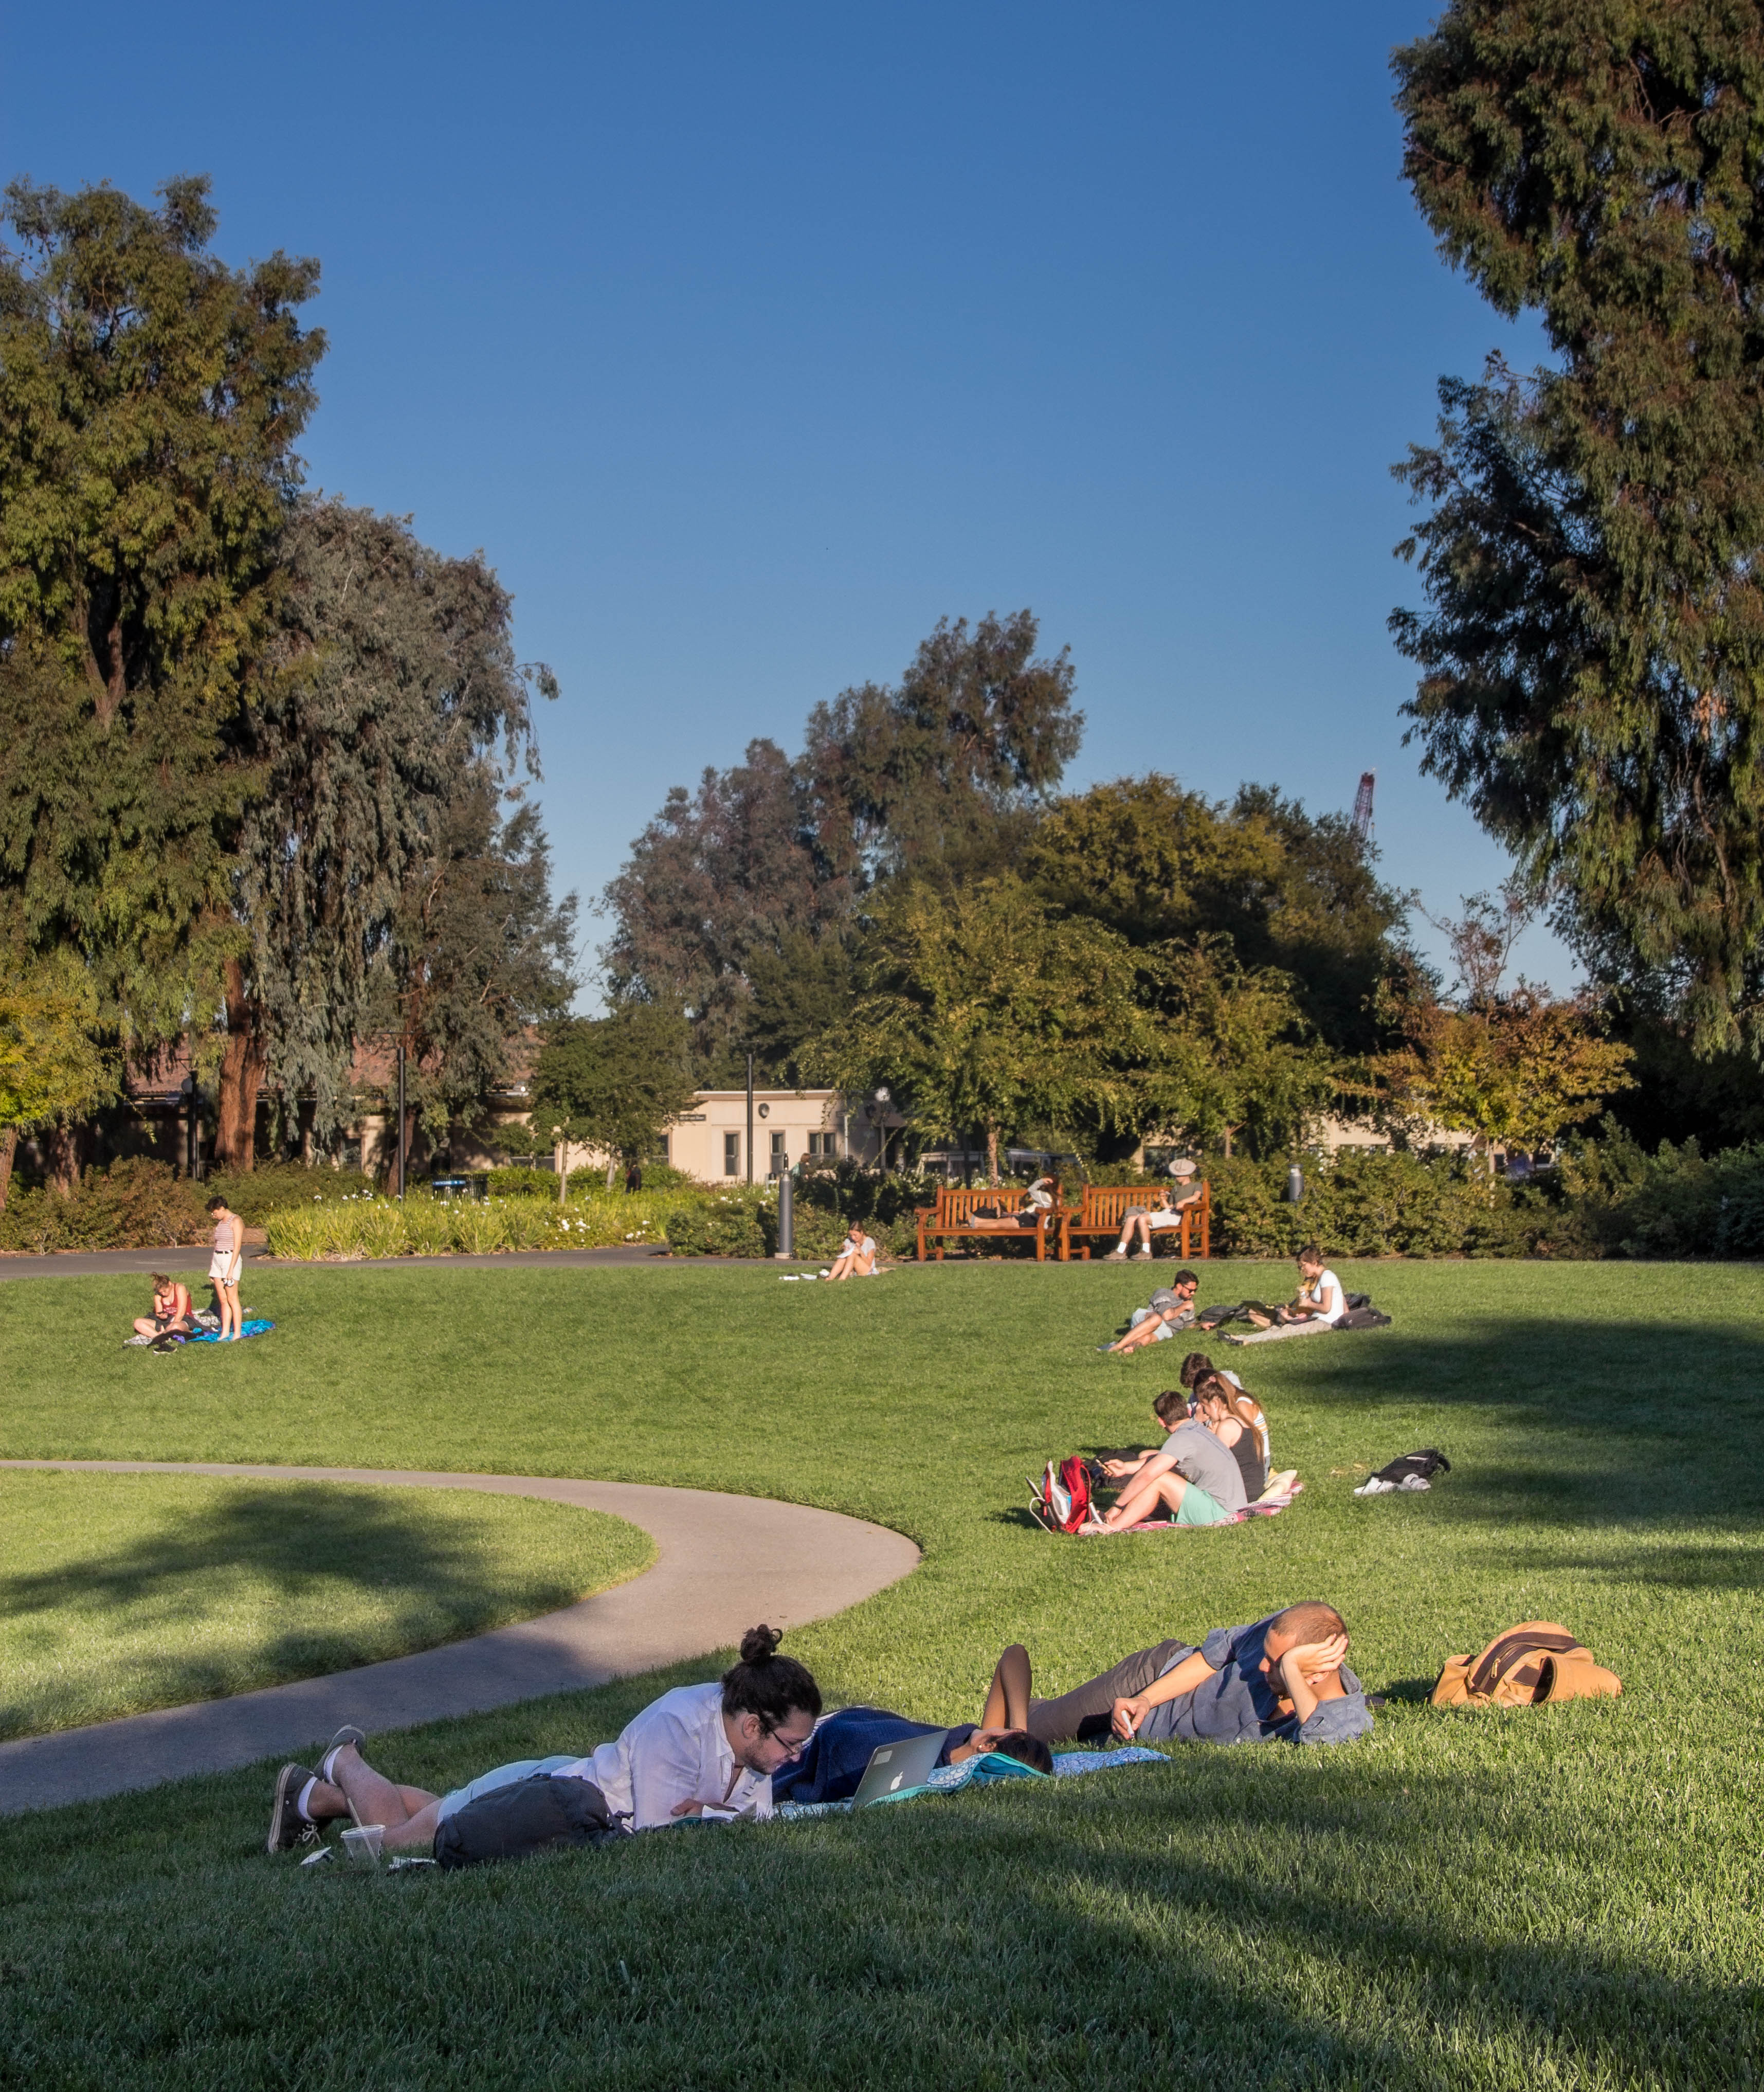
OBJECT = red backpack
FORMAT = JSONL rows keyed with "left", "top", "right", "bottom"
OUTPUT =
{"left": 1029, "top": 1455, "right": 1095, "bottom": 1534}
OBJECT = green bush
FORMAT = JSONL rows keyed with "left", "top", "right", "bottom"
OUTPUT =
{"left": 401, "top": 1197, "right": 456, "bottom": 1255}
{"left": 664, "top": 1188, "right": 775, "bottom": 1257}
{"left": 0, "top": 1159, "right": 212, "bottom": 1253}
{"left": 204, "top": 1164, "right": 378, "bottom": 1224}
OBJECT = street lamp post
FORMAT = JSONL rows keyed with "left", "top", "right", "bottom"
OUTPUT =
{"left": 396, "top": 1046, "right": 408, "bottom": 1200}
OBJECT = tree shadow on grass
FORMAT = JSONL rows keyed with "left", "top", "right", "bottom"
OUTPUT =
{"left": 0, "top": 1482, "right": 565, "bottom": 1738}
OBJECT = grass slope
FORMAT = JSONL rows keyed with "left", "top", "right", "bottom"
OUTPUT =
{"left": 0, "top": 1471, "right": 654, "bottom": 1738}
{"left": 2, "top": 1259, "right": 1762, "bottom": 2089}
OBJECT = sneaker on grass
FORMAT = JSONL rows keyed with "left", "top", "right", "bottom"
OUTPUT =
{"left": 268, "top": 1762, "right": 323, "bottom": 1852}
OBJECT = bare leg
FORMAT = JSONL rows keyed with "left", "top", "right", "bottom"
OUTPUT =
{"left": 980, "top": 1644, "right": 1032, "bottom": 1731}
{"left": 303, "top": 1775, "right": 437, "bottom": 1824}
{"left": 222, "top": 1282, "right": 242, "bottom": 1339}
{"left": 1103, "top": 1469, "right": 1187, "bottom": 1529}
{"left": 326, "top": 1742, "right": 431, "bottom": 1829}
{"left": 133, "top": 1316, "right": 158, "bottom": 1336}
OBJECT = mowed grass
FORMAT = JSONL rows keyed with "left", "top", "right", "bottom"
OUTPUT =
{"left": 0, "top": 1470, "right": 653, "bottom": 1738}
{"left": 3, "top": 1257, "right": 1762, "bottom": 2089}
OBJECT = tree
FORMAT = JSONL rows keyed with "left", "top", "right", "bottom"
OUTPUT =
{"left": 736, "top": 928, "right": 858, "bottom": 1088}
{"left": 1392, "top": 6, "right": 1764, "bottom": 1052}
{"left": 811, "top": 877, "right": 1147, "bottom": 1184}
{"left": 529, "top": 1005, "right": 698, "bottom": 1199}
{"left": 0, "top": 954, "right": 113, "bottom": 1207}
{"left": 802, "top": 610, "right": 1082, "bottom": 880}
{"left": 221, "top": 500, "right": 556, "bottom": 1165}
{"left": 367, "top": 779, "right": 577, "bottom": 1175}
{"left": 0, "top": 176, "right": 321, "bottom": 1048}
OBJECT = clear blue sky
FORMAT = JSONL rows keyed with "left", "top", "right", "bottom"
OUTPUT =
{"left": 3, "top": 0, "right": 1567, "bottom": 999}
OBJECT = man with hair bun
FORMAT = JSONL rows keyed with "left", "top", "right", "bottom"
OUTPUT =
{"left": 267, "top": 1625, "right": 824, "bottom": 1856}
{"left": 986, "top": 1601, "right": 1371, "bottom": 1750}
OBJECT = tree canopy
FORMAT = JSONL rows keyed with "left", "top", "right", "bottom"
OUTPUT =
{"left": 0, "top": 953, "right": 113, "bottom": 1206}
{"left": 1392, "top": 3, "right": 1764, "bottom": 1052}
{"left": 529, "top": 1005, "right": 698, "bottom": 1195}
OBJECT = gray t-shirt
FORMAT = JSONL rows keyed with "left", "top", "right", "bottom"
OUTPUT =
{"left": 1160, "top": 1420, "right": 1247, "bottom": 1513}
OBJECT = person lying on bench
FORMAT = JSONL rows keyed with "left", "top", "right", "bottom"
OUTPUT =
{"left": 267, "top": 1625, "right": 822, "bottom": 1854}
{"left": 133, "top": 1273, "right": 194, "bottom": 1339}
{"left": 772, "top": 1647, "right": 1054, "bottom": 1806}
{"left": 1094, "top": 1387, "right": 1246, "bottom": 1527}
{"left": 1103, "top": 1163, "right": 1202, "bottom": 1259}
{"left": 963, "top": 1176, "right": 1057, "bottom": 1236}
{"left": 1104, "top": 1273, "right": 1198, "bottom": 1352}
{"left": 826, "top": 1222, "right": 879, "bottom": 1280}
{"left": 988, "top": 1601, "right": 1370, "bottom": 1748}
{"left": 1230, "top": 1246, "right": 1344, "bottom": 1344}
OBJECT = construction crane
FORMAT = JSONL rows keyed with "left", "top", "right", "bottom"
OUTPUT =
{"left": 1350, "top": 770, "right": 1375, "bottom": 843}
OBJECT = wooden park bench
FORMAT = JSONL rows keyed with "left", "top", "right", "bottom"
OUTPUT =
{"left": 1057, "top": 1182, "right": 1210, "bottom": 1263}
{"left": 915, "top": 1183, "right": 1062, "bottom": 1263}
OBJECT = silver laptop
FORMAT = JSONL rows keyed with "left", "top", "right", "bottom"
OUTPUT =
{"left": 851, "top": 1729, "right": 950, "bottom": 1809}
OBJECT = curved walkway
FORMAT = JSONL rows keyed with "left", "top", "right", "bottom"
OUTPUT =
{"left": 0, "top": 1460, "right": 921, "bottom": 1816}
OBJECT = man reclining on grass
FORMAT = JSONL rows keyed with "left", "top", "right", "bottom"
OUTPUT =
{"left": 988, "top": 1602, "right": 1370, "bottom": 1749}
{"left": 1103, "top": 1273, "right": 1198, "bottom": 1354}
{"left": 267, "top": 1626, "right": 822, "bottom": 1855}
{"left": 1094, "top": 1388, "right": 1247, "bottom": 1528}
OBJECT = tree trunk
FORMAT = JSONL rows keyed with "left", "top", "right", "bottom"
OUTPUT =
{"left": 986, "top": 1121, "right": 1000, "bottom": 1186}
{"left": 213, "top": 960, "right": 268, "bottom": 1172}
{"left": 553, "top": 1137, "right": 570, "bottom": 1204}
{"left": 1222, "top": 1126, "right": 1234, "bottom": 1159}
{"left": 0, "top": 1127, "right": 14, "bottom": 1212}
{"left": 604, "top": 1157, "right": 618, "bottom": 1189}
{"left": 46, "top": 1120, "right": 84, "bottom": 1194}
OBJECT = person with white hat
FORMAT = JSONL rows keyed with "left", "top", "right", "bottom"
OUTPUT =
{"left": 1103, "top": 1161, "right": 1202, "bottom": 1260}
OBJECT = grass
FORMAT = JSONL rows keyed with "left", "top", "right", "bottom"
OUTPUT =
{"left": 0, "top": 1470, "right": 654, "bottom": 1738}
{"left": 3, "top": 1257, "right": 1763, "bottom": 2089}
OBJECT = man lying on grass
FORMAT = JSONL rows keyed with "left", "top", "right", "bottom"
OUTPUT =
{"left": 991, "top": 1602, "right": 1370, "bottom": 1749}
{"left": 1094, "top": 1387, "right": 1246, "bottom": 1528}
{"left": 268, "top": 1626, "right": 821, "bottom": 1855}
{"left": 1103, "top": 1273, "right": 1199, "bottom": 1354}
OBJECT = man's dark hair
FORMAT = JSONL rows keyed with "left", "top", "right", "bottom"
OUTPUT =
{"left": 1178, "top": 1352, "right": 1213, "bottom": 1387}
{"left": 1270, "top": 1601, "right": 1347, "bottom": 1645}
{"left": 206, "top": 1196, "right": 226, "bottom": 1213}
{"left": 985, "top": 1729, "right": 1053, "bottom": 1776}
{"left": 721, "top": 1625, "right": 822, "bottom": 1728}
{"left": 1152, "top": 1388, "right": 1190, "bottom": 1428}
{"left": 1172, "top": 1269, "right": 1198, "bottom": 1288}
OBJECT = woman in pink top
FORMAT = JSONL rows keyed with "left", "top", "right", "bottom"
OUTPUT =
{"left": 206, "top": 1195, "right": 245, "bottom": 1340}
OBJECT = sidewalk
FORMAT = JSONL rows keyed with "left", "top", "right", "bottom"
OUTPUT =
{"left": 0, "top": 1245, "right": 801, "bottom": 1279}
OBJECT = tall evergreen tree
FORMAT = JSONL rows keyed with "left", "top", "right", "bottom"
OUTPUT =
{"left": 220, "top": 499, "right": 555, "bottom": 1163}
{"left": 0, "top": 176, "right": 321, "bottom": 1046}
{"left": 1392, "top": 4, "right": 1764, "bottom": 1051}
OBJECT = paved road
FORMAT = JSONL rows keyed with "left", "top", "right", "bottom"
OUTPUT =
{"left": 0, "top": 1460, "right": 920, "bottom": 1815}
{"left": 0, "top": 1245, "right": 798, "bottom": 1278}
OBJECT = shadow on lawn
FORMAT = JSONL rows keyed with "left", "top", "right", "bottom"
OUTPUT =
{"left": 0, "top": 1482, "right": 554, "bottom": 1738}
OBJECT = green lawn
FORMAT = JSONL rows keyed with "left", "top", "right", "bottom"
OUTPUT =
{"left": 2, "top": 1258, "right": 1761, "bottom": 2089}
{"left": 0, "top": 1469, "right": 653, "bottom": 1738}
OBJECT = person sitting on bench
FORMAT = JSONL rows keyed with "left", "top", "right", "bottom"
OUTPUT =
{"left": 1094, "top": 1387, "right": 1246, "bottom": 1528}
{"left": 1104, "top": 1272, "right": 1199, "bottom": 1353}
{"left": 1104, "top": 1163, "right": 1202, "bottom": 1258}
{"left": 987, "top": 1601, "right": 1370, "bottom": 1748}
{"left": 133, "top": 1273, "right": 194, "bottom": 1339}
{"left": 1230, "top": 1246, "right": 1344, "bottom": 1345}
{"left": 267, "top": 1626, "right": 822, "bottom": 1853}
{"left": 772, "top": 1647, "right": 1054, "bottom": 1805}
{"left": 826, "top": 1222, "right": 879, "bottom": 1280}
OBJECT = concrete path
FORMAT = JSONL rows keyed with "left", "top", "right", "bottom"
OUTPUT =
{"left": 0, "top": 1245, "right": 794, "bottom": 1278}
{"left": 0, "top": 1460, "right": 920, "bottom": 1815}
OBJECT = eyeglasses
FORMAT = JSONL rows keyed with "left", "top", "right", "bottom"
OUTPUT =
{"left": 762, "top": 1723, "right": 815, "bottom": 1759}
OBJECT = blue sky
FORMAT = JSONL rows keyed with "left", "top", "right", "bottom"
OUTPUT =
{"left": 3, "top": 0, "right": 1566, "bottom": 1000}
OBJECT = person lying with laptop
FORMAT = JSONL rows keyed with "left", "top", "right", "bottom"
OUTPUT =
{"left": 984, "top": 1602, "right": 1371, "bottom": 1750}
{"left": 267, "top": 1626, "right": 822, "bottom": 1856}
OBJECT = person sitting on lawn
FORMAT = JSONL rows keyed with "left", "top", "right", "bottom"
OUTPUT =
{"left": 267, "top": 1625, "right": 823, "bottom": 1853}
{"left": 1104, "top": 1272, "right": 1199, "bottom": 1353}
{"left": 1180, "top": 1351, "right": 1270, "bottom": 1464}
{"left": 1094, "top": 1387, "right": 1246, "bottom": 1528}
{"left": 206, "top": 1194, "right": 246, "bottom": 1342}
{"left": 1103, "top": 1162, "right": 1203, "bottom": 1259}
{"left": 826, "top": 1220, "right": 880, "bottom": 1281}
{"left": 988, "top": 1601, "right": 1370, "bottom": 1748}
{"left": 1230, "top": 1245, "right": 1345, "bottom": 1346}
{"left": 133, "top": 1273, "right": 194, "bottom": 1340}
{"left": 1191, "top": 1370, "right": 1269, "bottom": 1500}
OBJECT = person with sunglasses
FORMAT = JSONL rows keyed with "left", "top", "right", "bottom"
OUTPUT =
{"left": 268, "top": 1625, "right": 822, "bottom": 1855}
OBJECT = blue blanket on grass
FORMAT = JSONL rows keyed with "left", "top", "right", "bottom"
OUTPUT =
{"left": 777, "top": 1743, "right": 1167, "bottom": 1819}
{"left": 184, "top": 1318, "right": 276, "bottom": 1343}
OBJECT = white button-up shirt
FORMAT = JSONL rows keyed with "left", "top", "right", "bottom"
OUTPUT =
{"left": 564, "top": 1682, "right": 773, "bottom": 1831}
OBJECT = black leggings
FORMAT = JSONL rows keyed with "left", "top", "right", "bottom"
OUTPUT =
{"left": 1027, "top": 1640, "right": 1191, "bottom": 1743}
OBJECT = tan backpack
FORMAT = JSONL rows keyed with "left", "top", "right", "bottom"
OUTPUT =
{"left": 1430, "top": 1621, "right": 1622, "bottom": 1708}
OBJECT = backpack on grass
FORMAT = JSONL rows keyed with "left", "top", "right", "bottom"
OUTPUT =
{"left": 432, "top": 1774, "right": 628, "bottom": 1869}
{"left": 1028, "top": 1456, "right": 1099, "bottom": 1534}
{"left": 1430, "top": 1622, "right": 1622, "bottom": 1709}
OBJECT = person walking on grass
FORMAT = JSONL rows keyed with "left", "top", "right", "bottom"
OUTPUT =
{"left": 268, "top": 1627, "right": 823, "bottom": 1855}
{"left": 206, "top": 1195, "right": 245, "bottom": 1341}
{"left": 987, "top": 1601, "right": 1369, "bottom": 1748}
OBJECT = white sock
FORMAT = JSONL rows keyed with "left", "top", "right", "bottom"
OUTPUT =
{"left": 297, "top": 1776, "right": 320, "bottom": 1823}
{"left": 320, "top": 1744, "right": 345, "bottom": 1783}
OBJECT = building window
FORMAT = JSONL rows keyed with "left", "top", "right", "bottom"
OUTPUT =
{"left": 807, "top": 1131, "right": 836, "bottom": 1159}
{"left": 770, "top": 1129, "right": 787, "bottom": 1173}
{"left": 723, "top": 1132, "right": 740, "bottom": 1176}
{"left": 653, "top": 1133, "right": 669, "bottom": 1164}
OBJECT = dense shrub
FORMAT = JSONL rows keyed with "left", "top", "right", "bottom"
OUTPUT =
{"left": 663, "top": 1189, "right": 775, "bottom": 1258}
{"left": 1553, "top": 1121, "right": 1764, "bottom": 1258}
{"left": 204, "top": 1164, "right": 378, "bottom": 1224}
{"left": 0, "top": 1159, "right": 211, "bottom": 1252}
{"left": 1204, "top": 1149, "right": 1542, "bottom": 1260}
